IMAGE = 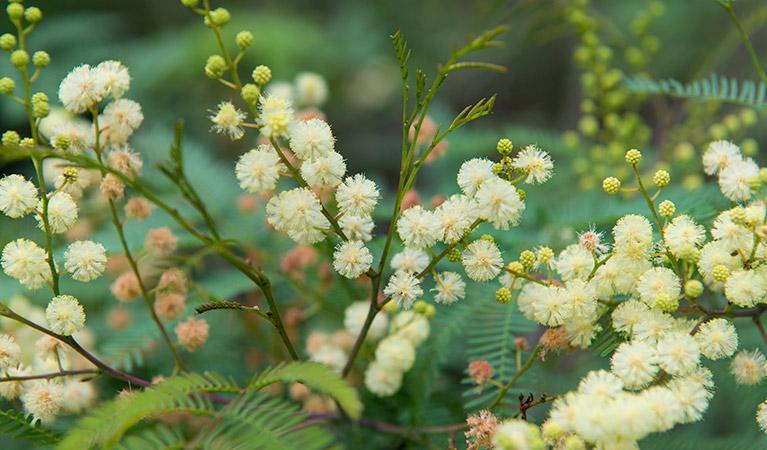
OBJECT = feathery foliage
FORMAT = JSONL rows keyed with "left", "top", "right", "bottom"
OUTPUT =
{"left": 0, "top": 409, "right": 62, "bottom": 446}
{"left": 624, "top": 73, "right": 767, "bottom": 109}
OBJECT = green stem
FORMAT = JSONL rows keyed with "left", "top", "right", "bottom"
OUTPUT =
{"left": 488, "top": 345, "right": 542, "bottom": 411}
{"left": 718, "top": 0, "right": 767, "bottom": 86}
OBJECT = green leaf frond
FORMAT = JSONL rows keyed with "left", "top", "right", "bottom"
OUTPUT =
{"left": 624, "top": 73, "right": 767, "bottom": 109}
{"left": 0, "top": 409, "right": 62, "bottom": 446}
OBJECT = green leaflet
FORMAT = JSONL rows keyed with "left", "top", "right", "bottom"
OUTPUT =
{"left": 0, "top": 409, "right": 62, "bottom": 447}
{"left": 624, "top": 73, "right": 767, "bottom": 109}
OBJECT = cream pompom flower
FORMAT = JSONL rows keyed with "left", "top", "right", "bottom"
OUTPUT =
{"left": 295, "top": 72, "right": 328, "bottom": 108}
{"left": 107, "top": 146, "right": 143, "bottom": 178}
{"left": 702, "top": 140, "right": 741, "bottom": 175}
{"left": 667, "top": 377, "right": 710, "bottom": 423}
{"left": 210, "top": 101, "right": 246, "bottom": 140}
{"left": 431, "top": 271, "right": 465, "bottom": 305}
{"left": 656, "top": 332, "right": 700, "bottom": 376}
{"left": 175, "top": 316, "right": 210, "bottom": 352}
{"left": 434, "top": 194, "right": 477, "bottom": 244}
{"left": 375, "top": 335, "right": 416, "bottom": 371}
{"left": 390, "top": 310, "right": 430, "bottom": 346}
{"left": 35, "top": 192, "right": 78, "bottom": 234}
{"left": 344, "top": 301, "right": 387, "bottom": 340}
{"left": 577, "top": 370, "right": 624, "bottom": 398}
{"left": 532, "top": 285, "right": 572, "bottom": 327}
{"left": 636, "top": 267, "right": 681, "bottom": 309}
{"left": 95, "top": 60, "right": 130, "bottom": 99}
{"left": 1, "top": 238, "right": 48, "bottom": 285}
{"left": 391, "top": 248, "right": 429, "bottom": 274}
{"left": 0, "top": 174, "right": 38, "bottom": 218}
{"left": 384, "top": 270, "right": 423, "bottom": 309}
{"left": 235, "top": 145, "right": 282, "bottom": 194}
{"left": 22, "top": 380, "right": 64, "bottom": 423}
{"left": 730, "top": 349, "right": 767, "bottom": 385}
{"left": 613, "top": 214, "right": 653, "bottom": 264}
{"left": 640, "top": 386, "right": 685, "bottom": 432}
{"left": 266, "top": 188, "right": 328, "bottom": 245}
{"left": 364, "top": 360, "right": 403, "bottom": 397}
{"left": 719, "top": 157, "right": 759, "bottom": 202}
{"left": 462, "top": 239, "right": 503, "bottom": 281}
{"left": 611, "top": 299, "right": 650, "bottom": 336}
{"left": 336, "top": 174, "right": 379, "bottom": 216}
{"left": 757, "top": 399, "right": 767, "bottom": 432}
{"left": 396, "top": 205, "right": 438, "bottom": 249}
{"left": 610, "top": 341, "right": 658, "bottom": 389}
{"left": 512, "top": 144, "right": 554, "bottom": 184}
{"left": 338, "top": 214, "right": 374, "bottom": 241}
{"left": 474, "top": 177, "right": 525, "bottom": 230}
{"left": 664, "top": 215, "right": 705, "bottom": 258}
{"left": 457, "top": 158, "right": 494, "bottom": 197}
{"left": 58, "top": 64, "right": 106, "bottom": 113}
{"left": 554, "top": 244, "right": 594, "bottom": 281}
{"left": 64, "top": 240, "right": 107, "bottom": 282}
{"left": 695, "top": 318, "right": 738, "bottom": 360}
{"left": 288, "top": 118, "right": 333, "bottom": 160}
{"left": 724, "top": 269, "right": 767, "bottom": 307}
{"left": 332, "top": 240, "right": 372, "bottom": 279}
{"left": 100, "top": 99, "right": 143, "bottom": 146}
{"left": 300, "top": 151, "right": 346, "bottom": 188}
{"left": 0, "top": 334, "right": 21, "bottom": 370}
{"left": 45, "top": 295, "right": 86, "bottom": 336}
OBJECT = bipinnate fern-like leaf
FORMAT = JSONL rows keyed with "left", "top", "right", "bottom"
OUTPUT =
{"left": 462, "top": 300, "right": 538, "bottom": 411}
{"left": 112, "top": 426, "right": 186, "bottom": 450}
{"left": 249, "top": 361, "right": 362, "bottom": 419}
{"left": 0, "top": 409, "right": 62, "bottom": 446}
{"left": 624, "top": 73, "right": 767, "bottom": 109}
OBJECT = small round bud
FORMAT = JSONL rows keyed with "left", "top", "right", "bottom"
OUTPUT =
{"left": 730, "top": 206, "right": 747, "bottom": 225}
{"left": 537, "top": 247, "right": 555, "bottom": 265}
{"left": 10, "top": 49, "right": 29, "bottom": 68}
{"left": 241, "top": 83, "right": 260, "bottom": 104}
{"left": 658, "top": 199, "right": 675, "bottom": 217}
{"left": 383, "top": 301, "right": 399, "bottom": 313}
{"left": 723, "top": 114, "right": 740, "bottom": 132}
{"left": 519, "top": 250, "right": 536, "bottom": 268}
{"left": 32, "top": 50, "right": 49, "bottom": 68}
{"left": 61, "top": 167, "right": 78, "bottom": 184}
{"left": 747, "top": 175, "right": 762, "bottom": 191}
{"left": 422, "top": 304, "right": 436, "bottom": 318}
{"left": 625, "top": 148, "right": 642, "bottom": 164}
{"left": 541, "top": 420, "right": 565, "bottom": 441}
{"left": 6, "top": 3, "right": 23, "bottom": 21}
{"left": 653, "top": 169, "right": 670, "bottom": 187}
{"left": 204, "top": 54, "right": 226, "bottom": 79}
{"left": 712, "top": 264, "right": 729, "bottom": 282}
{"left": 1, "top": 130, "right": 20, "bottom": 146}
{"left": 479, "top": 234, "right": 495, "bottom": 244}
{"left": 507, "top": 261, "right": 524, "bottom": 274}
{"left": 0, "top": 33, "right": 16, "bottom": 50}
{"left": 491, "top": 163, "right": 503, "bottom": 174}
{"left": 208, "top": 7, "right": 231, "bottom": 26}
{"left": 501, "top": 156, "right": 512, "bottom": 166}
{"left": 740, "top": 108, "right": 758, "bottom": 127}
{"left": 181, "top": 0, "right": 198, "bottom": 7}
{"left": 496, "top": 138, "right": 513, "bottom": 155}
{"left": 24, "top": 6, "right": 42, "bottom": 23}
{"left": 252, "top": 65, "right": 272, "bottom": 84}
{"left": 236, "top": 30, "right": 254, "bottom": 49}
{"left": 414, "top": 300, "right": 428, "bottom": 314}
{"left": 447, "top": 248, "right": 462, "bottom": 263}
{"left": 578, "top": 115, "right": 599, "bottom": 137}
{"left": 19, "top": 137, "right": 35, "bottom": 148}
{"left": 760, "top": 168, "right": 767, "bottom": 184}
{"left": 495, "top": 287, "right": 512, "bottom": 304}
{"left": 685, "top": 280, "right": 704, "bottom": 298}
{"left": 54, "top": 134, "right": 71, "bottom": 151}
{"left": 655, "top": 292, "right": 678, "bottom": 312}
{"left": 602, "top": 176, "right": 620, "bottom": 194}
{"left": 742, "top": 138, "right": 758, "bottom": 157}
{"left": 32, "top": 94, "right": 49, "bottom": 118}
{"left": 0, "top": 77, "right": 15, "bottom": 94}
{"left": 516, "top": 188, "right": 526, "bottom": 201}
{"left": 564, "top": 435, "right": 586, "bottom": 450}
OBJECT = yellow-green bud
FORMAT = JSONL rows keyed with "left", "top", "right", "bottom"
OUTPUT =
{"left": 516, "top": 188, "right": 526, "bottom": 201}
{"left": 414, "top": 300, "right": 428, "bottom": 314}
{"left": 208, "top": 7, "right": 231, "bottom": 26}
{"left": 740, "top": 108, "right": 758, "bottom": 127}
{"left": 595, "top": 45, "right": 613, "bottom": 62}
{"left": 480, "top": 234, "right": 495, "bottom": 244}
{"left": 730, "top": 206, "right": 747, "bottom": 225}
{"left": 709, "top": 123, "right": 727, "bottom": 140}
{"left": 742, "top": 138, "right": 758, "bottom": 157}
{"left": 32, "top": 50, "right": 49, "bottom": 68}
{"left": 383, "top": 301, "right": 399, "bottom": 313}
{"left": 685, "top": 280, "right": 704, "bottom": 298}
{"left": 712, "top": 264, "right": 729, "bottom": 282}
{"left": 520, "top": 250, "right": 536, "bottom": 268}
{"left": 447, "top": 248, "right": 462, "bottom": 263}
{"left": 10, "top": 49, "right": 28, "bottom": 68}
{"left": 501, "top": 156, "right": 512, "bottom": 166}
{"left": 497, "top": 138, "right": 513, "bottom": 155}
{"left": 625, "top": 46, "right": 645, "bottom": 67}
{"left": 649, "top": 1, "right": 665, "bottom": 16}
{"left": 181, "top": 0, "right": 198, "bottom": 7}
{"left": 241, "top": 83, "right": 260, "bottom": 104}
{"left": 61, "top": 167, "right": 78, "bottom": 183}
{"left": 0, "top": 77, "right": 14, "bottom": 95}
{"left": 507, "top": 261, "right": 524, "bottom": 274}
{"left": 0, "top": 33, "right": 16, "bottom": 50}
{"left": 580, "top": 99, "right": 595, "bottom": 113}
{"left": 492, "top": 163, "right": 503, "bottom": 174}
{"left": 24, "top": 6, "right": 41, "bottom": 23}
{"left": 252, "top": 65, "right": 272, "bottom": 84}
{"left": 6, "top": 3, "right": 23, "bottom": 21}
{"left": 562, "top": 130, "right": 579, "bottom": 147}
{"left": 495, "top": 287, "right": 512, "bottom": 304}
{"left": 541, "top": 420, "right": 565, "bottom": 441}
{"left": 31, "top": 92, "right": 49, "bottom": 118}
{"left": 54, "top": 134, "right": 71, "bottom": 151}
{"left": 236, "top": 30, "right": 254, "bottom": 49}
{"left": 658, "top": 199, "right": 675, "bottom": 217}
{"left": 643, "top": 36, "right": 661, "bottom": 53}
{"left": 19, "top": 137, "right": 34, "bottom": 148}
{"left": 578, "top": 115, "right": 599, "bottom": 137}
{"left": 1, "top": 130, "right": 20, "bottom": 146}
{"left": 760, "top": 167, "right": 767, "bottom": 184}
{"left": 625, "top": 148, "right": 642, "bottom": 164}
{"left": 602, "top": 176, "right": 620, "bottom": 194}
{"left": 204, "top": 54, "right": 226, "bottom": 79}
{"left": 722, "top": 114, "right": 740, "bottom": 132}
{"left": 656, "top": 294, "right": 678, "bottom": 314}
{"left": 677, "top": 245, "right": 700, "bottom": 263}
{"left": 747, "top": 175, "right": 762, "bottom": 191}
{"left": 423, "top": 304, "right": 436, "bottom": 318}
{"left": 653, "top": 169, "right": 670, "bottom": 187}
{"left": 564, "top": 435, "right": 586, "bottom": 450}
{"left": 537, "top": 247, "right": 555, "bottom": 265}
{"left": 674, "top": 141, "right": 695, "bottom": 162}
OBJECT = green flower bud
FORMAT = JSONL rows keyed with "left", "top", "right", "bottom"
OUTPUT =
{"left": 496, "top": 138, "right": 513, "bottom": 155}
{"left": 422, "top": 304, "right": 436, "bottom": 318}
{"left": 507, "top": 261, "right": 524, "bottom": 274}
{"left": 625, "top": 148, "right": 642, "bottom": 165}
{"left": 578, "top": 115, "right": 599, "bottom": 137}
{"left": 747, "top": 175, "right": 762, "bottom": 192}
{"left": 252, "top": 65, "right": 272, "bottom": 84}
{"left": 54, "top": 134, "right": 71, "bottom": 151}
{"left": 708, "top": 123, "right": 728, "bottom": 140}
{"left": 491, "top": 163, "right": 503, "bottom": 174}
{"left": 602, "top": 176, "right": 620, "bottom": 194}
{"left": 0, "top": 33, "right": 16, "bottom": 51}
{"left": 414, "top": 300, "right": 428, "bottom": 314}
{"left": 519, "top": 250, "right": 536, "bottom": 268}
{"left": 759, "top": 168, "right": 767, "bottom": 184}
{"left": 625, "top": 46, "right": 645, "bottom": 67}
{"left": 383, "top": 301, "right": 399, "bottom": 313}
{"left": 740, "top": 108, "right": 758, "bottom": 127}
{"left": 181, "top": 0, "right": 198, "bottom": 7}
{"left": 712, "top": 264, "right": 729, "bottom": 282}
{"left": 1, "top": 130, "right": 21, "bottom": 146}
{"left": 0, "top": 77, "right": 15, "bottom": 95}
{"left": 208, "top": 7, "right": 231, "bottom": 26}
{"left": 479, "top": 234, "right": 495, "bottom": 244}
{"left": 241, "top": 83, "right": 260, "bottom": 104}
{"left": 655, "top": 292, "right": 678, "bottom": 312}
{"left": 642, "top": 36, "right": 661, "bottom": 53}
{"left": 537, "top": 247, "right": 554, "bottom": 265}
{"left": 10, "top": 49, "right": 28, "bottom": 68}
{"left": 674, "top": 141, "right": 695, "bottom": 162}
{"left": 516, "top": 188, "right": 526, "bottom": 201}
{"left": 204, "top": 54, "right": 226, "bottom": 79}
{"left": 495, "top": 287, "right": 512, "bottom": 304}
{"left": 658, "top": 199, "right": 675, "bottom": 217}
{"left": 24, "top": 6, "right": 42, "bottom": 23}
{"left": 562, "top": 130, "right": 579, "bottom": 147}
{"left": 447, "top": 248, "right": 462, "bottom": 263}
{"left": 723, "top": 114, "right": 740, "bottom": 133}
{"left": 32, "top": 50, "right": 49, "bottom": 67}
{"left": 31, "top": 92, "right": 49, "bottom": 118}
{"left": 19, "top": 137, "right": 35, "bottom": 148}
{"left": 564, "top": 435, "right": 586, "bottom": 450}
{"left": 685, "top": 280, "right": 704, "bottom": 298}
{"left": 595, "top": 45, "right": 613, "bottom": 62}
{"left": 742, "top": 138, "right": 758, "bottom": 157}
{"left": 653, "top": 169, "right": 670, "bottom": 187}
{"left": 6, "top": 3, "right": 24, "bottom": 22}
{"left": 236, "top": 30, "right": 254, "bottom": 49}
